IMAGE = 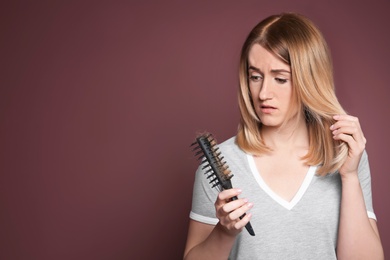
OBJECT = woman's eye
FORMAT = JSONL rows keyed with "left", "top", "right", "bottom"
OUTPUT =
{"left": 275, "top": 78, "right": 287, "bottom": 84}
{"left": 249, "top": 75, "right": 262, "bottom": 81}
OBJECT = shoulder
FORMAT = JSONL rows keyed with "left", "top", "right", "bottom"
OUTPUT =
{"left": 217, "top": 136, "right": 248, "bottom": 162}
{"left": 218, "top": 136, "right": 240, "bottom": 153}
{"left": 218, "top": 136, "right": 236, "bottom": 147}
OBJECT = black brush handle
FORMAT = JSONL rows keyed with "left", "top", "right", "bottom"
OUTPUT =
{"left": 225, "top": 180, "right": 255, "bottom": 236}
{"left": 230, "top": 195, "right": 255, "bottom": 236}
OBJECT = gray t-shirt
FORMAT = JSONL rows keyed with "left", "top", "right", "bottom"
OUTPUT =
{"left": 190, "top": 136, "right": 376, "bottom": 259}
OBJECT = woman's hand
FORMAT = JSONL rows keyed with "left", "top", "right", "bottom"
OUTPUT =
{"left": 330, "top": 114, "right": 366, "bottom": 177}
{"left": 214, "top": 188, "right": 253, "bottom": 237}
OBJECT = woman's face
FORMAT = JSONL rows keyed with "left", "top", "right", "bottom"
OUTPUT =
{"left": 247, "top": 44, "right": 295, "bottom": 128}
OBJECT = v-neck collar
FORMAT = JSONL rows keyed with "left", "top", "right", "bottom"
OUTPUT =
{"left": 247, "top": 154, "right": 317, "bottom": 210}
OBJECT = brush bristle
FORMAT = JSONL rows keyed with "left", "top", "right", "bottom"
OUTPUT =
{"left": 191, "top": 133, "right": 233, "bottom": 190}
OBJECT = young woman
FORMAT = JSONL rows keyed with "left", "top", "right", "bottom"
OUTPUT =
{"left": 184, "top": 13, "right": 384, "bottom": 259}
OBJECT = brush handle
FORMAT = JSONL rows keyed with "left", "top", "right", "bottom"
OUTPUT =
{"left": 225, "top": 180, "right": 255, "bottom": 236}
{"left": 231, "top": 196, "right": 255, "bottom": 236}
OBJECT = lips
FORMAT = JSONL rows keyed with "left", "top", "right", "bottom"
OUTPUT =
{"left": 260, "top": 104, "right": 276, "bottom": 114}
{"left": 261, "top": 105, "right": 276, "bottom": 109}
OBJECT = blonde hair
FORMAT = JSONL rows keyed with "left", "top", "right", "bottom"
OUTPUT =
{"left": 236, "top": 13, "right": 348, "bottom": 175}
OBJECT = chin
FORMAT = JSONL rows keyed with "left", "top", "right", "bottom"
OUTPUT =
{"left": 259, "top": 120, "right": 282, "bottom": 128}
{"left": 261, "top": 123, "right": 283, "bottom": 128}
{"left": 258, "top": 115, "right": 286, "bottom": 127}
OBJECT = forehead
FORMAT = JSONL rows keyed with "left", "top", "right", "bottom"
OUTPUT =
{"left": 247, "top": 44, "right": 290, "bottom": 71}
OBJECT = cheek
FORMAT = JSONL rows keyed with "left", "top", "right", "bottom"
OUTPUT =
{"left": 284, "top": 90, "right": 299, "bottom": 115}
{"left": 249, "top": 85, "right": 259, "bottom": 100}
{"left": 281, "top": 87, "right": 294, "bottom": 105}
{"left": 246, "top": 86, "right": 257, "bottom": 107}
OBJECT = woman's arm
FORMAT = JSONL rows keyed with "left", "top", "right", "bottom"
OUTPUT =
{"left": 183, "top": 220, "right": 236, "bottom": 260}
{"left": 183, "top": 188, "right": 253, "bottom": 260}
{"left": 337, "top": 174, "right": 383, "bottom": 259}
{"left": 331, "top": 114, "right": 384, "bottom": 259}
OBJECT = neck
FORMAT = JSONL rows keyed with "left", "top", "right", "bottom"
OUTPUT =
{"left": 261, "top": 116, "right": 309, "bottom": 152}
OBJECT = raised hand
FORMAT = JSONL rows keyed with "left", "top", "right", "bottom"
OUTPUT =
{"left": 330, "top": 114, "right": 367, "bottom": 176}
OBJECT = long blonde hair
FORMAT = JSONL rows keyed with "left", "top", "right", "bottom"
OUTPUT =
{"left": 236, "top": 13, "right": 348, "bottom": 175}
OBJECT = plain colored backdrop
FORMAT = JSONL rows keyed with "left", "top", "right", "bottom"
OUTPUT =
{"left": 1, "top": 1, "right": 389, "bottom": 259}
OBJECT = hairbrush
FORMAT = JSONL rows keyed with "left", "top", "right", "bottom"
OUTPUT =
{"left": 191, "top": 133, "right": 255, "bottom": 236}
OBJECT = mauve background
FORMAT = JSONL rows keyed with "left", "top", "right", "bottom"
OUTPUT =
{"left": 1, "top": 1, "right": 389, "bottom": 259}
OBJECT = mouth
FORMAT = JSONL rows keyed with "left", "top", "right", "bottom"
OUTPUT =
{"left": 260, "top": 104, "right": 276, "bottom": 113}
{"left": 261, "top": 105, "right": 276, "bottom": 109}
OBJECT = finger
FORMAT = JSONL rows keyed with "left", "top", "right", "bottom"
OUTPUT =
{"left": 215, "top": 189, "right": 242, "bottom": 206}
{"left": 228, "top": 201, "right": 254, "bottom": 221}
{"left": 331, "top": 118, "right": 361, "bottom": 131}
{"left": 333, "top": 114, "right": 358, "bottom": 122}
{"left": 234, "top": 213, "right": 253, "bottom": 230}
{"left": 332, "top": 132, "right": 355, "bottom": 143}
{"left": 334, "top": 133, "right": 366, "bottom": 152}
{"left": 332, "top": 115, "right": 360, "bottom": 130}
{"left": 222, "top": 198, "right": 249, "bottom": 214}
{"left": 331, "top": 125, "right": 363, "bottom": 141}
{"left": 331, "top": 120, "right": 355, "bottom": 130}
{"left": 331, "top": 115, "right": 365, "bottom": 143}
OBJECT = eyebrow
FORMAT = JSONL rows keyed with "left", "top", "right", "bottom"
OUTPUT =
{"left": 248, "top": 66, "right": 291, "bottom": 74}
{"left": 271, "top": 69, "right": 291, "bottom": 74}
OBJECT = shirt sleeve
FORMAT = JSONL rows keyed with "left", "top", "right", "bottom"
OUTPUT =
{"left": 358, "top": 150, "right": 377, "bottom": 220}
{"left": 189, "top": 164, "right": 219, "bottom": 225}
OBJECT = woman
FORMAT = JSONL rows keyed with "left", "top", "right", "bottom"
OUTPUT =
{"left": 184, "top": 13, "right": 384, "bottom": 259}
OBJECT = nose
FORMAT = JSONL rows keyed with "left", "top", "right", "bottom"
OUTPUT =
{"left": 259, "top": 77, "right": 273, "bottom": 100}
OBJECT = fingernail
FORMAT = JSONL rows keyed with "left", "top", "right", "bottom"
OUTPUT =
{"left": 236, "top": 189, "right": 242, "bottom": 194}
{"left": 247, "top": 202, "right": 254, "bottom": 208}
{"left": 330, "top": 124, "right": 334, "bottom": 130}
